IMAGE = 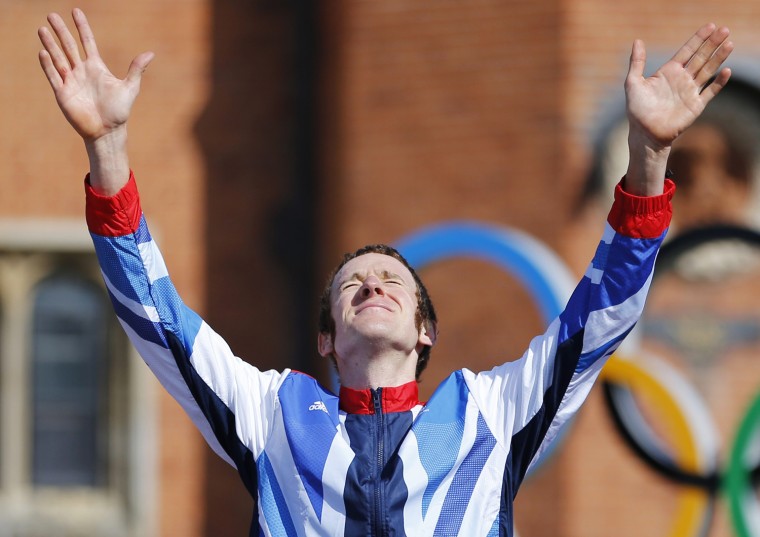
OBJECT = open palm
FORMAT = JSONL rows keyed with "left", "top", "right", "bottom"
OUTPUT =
{"left": 625, "top": 24, "right": 732, "bottom": 148}
{"left": 38, "top": 9, "right": 153, "bottom": 141}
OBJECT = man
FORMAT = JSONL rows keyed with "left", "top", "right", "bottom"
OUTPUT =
{"left": 38, "top": 9, "right": 732, "bottom": 536}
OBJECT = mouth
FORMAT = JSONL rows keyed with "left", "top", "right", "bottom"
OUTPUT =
{"left": 356, "top": 302, "right": 394, "bottom": 314}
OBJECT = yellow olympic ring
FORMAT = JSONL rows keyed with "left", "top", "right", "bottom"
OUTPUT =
{"left": 602, "top": 353, "right": 716, "bottom": 537}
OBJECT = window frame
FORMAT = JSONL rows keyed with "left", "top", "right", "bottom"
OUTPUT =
{"left": 0, "top": 218, "right": 158, "bottom": 537}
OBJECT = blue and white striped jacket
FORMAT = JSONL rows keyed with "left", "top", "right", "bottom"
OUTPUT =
{"left": 85, "top": 172, "right": 673, "bottom": 536}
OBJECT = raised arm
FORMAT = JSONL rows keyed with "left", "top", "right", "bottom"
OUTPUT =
{"left": 38, "top": 8, "right": 154, "bottom": 195}
{"left": 623, "top": 24, "right": 733, "bottom": 196}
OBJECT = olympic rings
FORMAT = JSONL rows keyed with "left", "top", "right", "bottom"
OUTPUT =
{"left": 394, "top": 220, "right": 760, "bottom": 537}
{"left": 601, "top": 355, "right": 718, "bottom": 537}
{"left": 603, "top": 223, "right": 760, "bottom": 536}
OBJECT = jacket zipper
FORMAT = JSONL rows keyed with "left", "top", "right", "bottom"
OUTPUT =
{"left": 372, "top": 388, "right": 386, "bottom": 536}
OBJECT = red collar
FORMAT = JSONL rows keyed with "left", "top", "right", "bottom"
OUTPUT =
{"left": 339, "top": 380, "right": 422, "bottom": 414}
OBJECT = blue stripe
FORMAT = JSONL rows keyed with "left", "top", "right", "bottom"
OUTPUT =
{"left": 558, "top": 232, "right": 661, "bottom": 345}
{"left": 108, "top": 288, "right": 167, "bottom": 348}
{"left": 575, "top": 327, "right": 631, "bottom": 373}
{"left": 557, "top": 280, "right": 594, "bottom": 344}
{"left": 434, "top": 413, "right": 496, "bottom": 535}
{"left": 381, "top": 412, "right": 412, "bottom": 535}
{"left": 134, "top": 215, "right": 152, "bottom": 244}
{"left": 258, "top": 452, "right": 298, "bottom": 537}
{"left": 178, "top": 303, "right": 203, "bottom": 355}
{"left": 278, "top": 373, "right": 339, "bottom": 521}
{"left": 165, "top": 332, "right": 258, "bottom": 492}
{"left": 486, "top": 514, "right": 500, "bottom": 537}
{"left": 342, "top": 409, "right": 412, "bottom": 535}
{"left": 94, "top": 228, "right": 202, "bottom": 353}
{"left": 412, "top": 371, "right": 468, "bottom": 518}
{"left": 150, "top": 276, "right": 187, "bottom": 334}
{"left": 91, "top": 233, "right": 154, "bottom": 305}
{"left": 596, "top": 233, "right": 661, "bottom": 308}
{"left": 343, "top": 414, "right": 374, "bottom": 535}
{"left": 590, "top": 238, "right": 610, "bottom": 272}
{"left": 509, "top": 331, "right": 584, "bottom": 491}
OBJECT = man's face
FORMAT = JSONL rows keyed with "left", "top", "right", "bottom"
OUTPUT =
{"left": 320, "top": 253, "right": 430, "bottom": 360}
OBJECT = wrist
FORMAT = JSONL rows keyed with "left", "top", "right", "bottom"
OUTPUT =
{"left": 84, "top": 127, "right": 130, "bottom": 196}
{"left": 624, "top": 126, "right": 671, "bottom": 196}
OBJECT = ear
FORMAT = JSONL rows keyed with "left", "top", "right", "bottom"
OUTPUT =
{"left": 417, "top": 320, "right": 438, "bottom": 348}
{"left": 317, "top": 332, "right": 334, "bottom": 357}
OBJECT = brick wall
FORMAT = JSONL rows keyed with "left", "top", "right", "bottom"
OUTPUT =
{"left": 9, "top": 0, "right": 760, "bottom": 535}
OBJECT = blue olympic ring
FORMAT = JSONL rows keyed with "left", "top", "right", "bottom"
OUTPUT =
{"left": 394, "top": 221, "right": 576, "bottom": 325}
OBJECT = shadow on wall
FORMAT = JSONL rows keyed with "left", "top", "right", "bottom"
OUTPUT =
{"left": 193, "top": 1, "right": 319, "bottom": 536}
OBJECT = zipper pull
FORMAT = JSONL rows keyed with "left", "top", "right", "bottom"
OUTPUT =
{"left": 372, "top": 387, "right": 383, "bottom": 414}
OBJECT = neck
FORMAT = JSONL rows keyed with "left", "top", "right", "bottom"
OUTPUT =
{"left": 336, "top": 348, "right": 418, "bottom": 389}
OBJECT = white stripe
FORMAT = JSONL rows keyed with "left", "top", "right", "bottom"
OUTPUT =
{"left": 138, "top": 239, "right": 169, "bottom": 284}
{"left": 457, "top": 443, "right": 507, "bottom": 535}
{"left": 464, "top": 318, "right": 562, "bottom": 444}
{"left": 528, "top": 360, "right": 605, "bottom": 472}
{"left": 399, "top": 432, "right": 427, "bottom": 533}
{"left": 318, "top": 429, "right": 355, "bottom": 535}
{"left": 118, "top": 318, "right": 236, "bottom": 467}
{"left": 601, "top": 222, "right": 616, "bottom": 244}
{"left": 188, "top": 322, "right": 285, "bottom": 457}
{"left": 102, "top": 270, "right": 161, "bottom": 323}
{"left": 583, "top": 224, "right": 614, "bottom": 284}
{"left": 584, "top": 266, "right": 604, "bottom": 284}
{"left": 581, "top": 271, "right": 652, "bottom": 354}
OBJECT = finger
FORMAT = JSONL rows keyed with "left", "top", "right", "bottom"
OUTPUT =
{"left": 699, "top": 67, "right": 732, "bottom": 102}
{"left": 685, "top": 26, "right": 730, "bottom": 79}
{"left": 125, "top": 51, "right": 155, "bottom": 87}
{"left": 47, "top": 12, "right": 83, "bottom": 68}
{"left": 72, "top": 8, "right": 100, "bottom": 60}
{"left": 38, "top": 49, "right": 63, "bottom": 91}
{"left": 38, "top": 25, "right": 72, "bottom": 79}
{"left": 694, "top": 38, "right": 733, "bottom": 89}
{"left": 671, "top": 23, "right": 717, "bottom": 66}
{"left": 626, "top": 39, "right": 646, "bottom": 83}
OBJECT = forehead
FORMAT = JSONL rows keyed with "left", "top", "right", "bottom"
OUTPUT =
{"left": 332, "top": 253, "right": 417, "bottom": 288}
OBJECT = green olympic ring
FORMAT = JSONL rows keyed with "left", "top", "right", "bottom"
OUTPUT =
{"left": 726, "top": 391, "right": 760, "bottom": 537}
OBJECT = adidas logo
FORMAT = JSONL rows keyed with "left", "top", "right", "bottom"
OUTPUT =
{"left": 308, "top": 401, "right": 328, "bottom": 413}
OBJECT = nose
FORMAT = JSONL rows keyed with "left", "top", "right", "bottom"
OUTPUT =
{"left": 359, "top": 275, "right": 385, "bottom": 298}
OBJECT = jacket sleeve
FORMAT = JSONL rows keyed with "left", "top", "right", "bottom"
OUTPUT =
{"left": 85, "top": 171, "right": 286, "bottom": 470}
{"left": 462, "top": 178, "right": 675, "bottom": 487}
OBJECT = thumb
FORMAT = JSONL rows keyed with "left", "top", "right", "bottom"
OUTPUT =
{"left": 125, "top": 51, "right": 155, "bottom": 87}
{"left": 626, "top": 39, "right": 646, "bottom": 83}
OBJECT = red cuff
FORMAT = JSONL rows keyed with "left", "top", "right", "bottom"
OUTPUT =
{"left": 84, "top": 170, "right": 142, "bottom": 237}
{"left": 607, "top": 178, "right": 675, "bottom": 239}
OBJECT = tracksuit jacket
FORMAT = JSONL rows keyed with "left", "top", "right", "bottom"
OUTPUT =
{"left": 85, "top": 172, "right": 674, "bottom": 536}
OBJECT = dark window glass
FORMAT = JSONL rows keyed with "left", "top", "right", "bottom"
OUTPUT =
{"left": 31, "top": 274, "right": 108, "bottom": 487}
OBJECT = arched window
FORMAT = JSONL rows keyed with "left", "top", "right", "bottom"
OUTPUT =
{"left": 31, "top": 273, "right": 110, "bottom": 487}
